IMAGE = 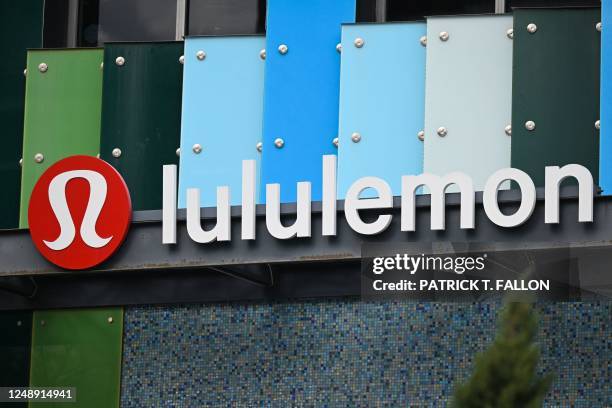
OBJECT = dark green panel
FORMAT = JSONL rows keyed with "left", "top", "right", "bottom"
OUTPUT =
{"left": 100, "top": 42, "right": 183, "bottom": 211}
{"left": 29, "top": 309, "right": 123, "bottom": 408}
{"left": 0, "top": 312, "right": 32, "bottom": 408}
{"left": 0, "top": 2, "right": 44, "bottom": 229}
{"left": 511, "top": 8, "right": 600, "bottom": 186}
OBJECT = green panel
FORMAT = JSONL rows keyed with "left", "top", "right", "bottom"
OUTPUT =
{"left": 0, "top": 2, "right": 44, "bottom": 229}
{"left": 19, "top": 49, "right": 104, "bottom": 228}
{"left": 511, "top": 8, "right": 600, "bottom": 186}
{"left": 0, "top": 312, "right": 32, "bottom": 408}
{"left": 29, "top": 309, "right": 123, "bottom": 408}
{"left": 100, "top": 42, "right": 183, "bottom": 211}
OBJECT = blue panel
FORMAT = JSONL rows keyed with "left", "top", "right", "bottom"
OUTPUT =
{"left": 337, "top": 23, "right": 425, "bottom": 198}
{"left": 261, "top": 0, "right": 356, "bottom": 203}
{"left": 600, "top": 5, "right": 611, "bottom": 193}
{"left": 179, "top": 36, "right": 265, "bottom": 208}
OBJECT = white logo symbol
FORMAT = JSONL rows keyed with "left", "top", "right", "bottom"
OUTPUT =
{"left": 44, "top": 170, "right": 112, "bottom": 251}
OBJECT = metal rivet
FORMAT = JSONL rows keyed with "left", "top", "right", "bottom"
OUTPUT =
{"left": 274, "top": 138, "right": 284, "bottom": 148}
{"left": 354, "top": 38, "right": 364, "bottom": 48}
{"left": 419, "top": 36, "right": 427, "bottom": 47}
{"left": 333, "top": 137, "right": 339, "bottom": 147}
{"left": 196, "top": 50, "right": 206, "bottom": 61}
{"left": 525, "top": 120, "right": 536, "bottom": 131}
{"left": 259, "top": 49, "right": 266, "bottom": 60}
{"left": 112, "top": 148, "right": 122, "bottom": 158}
{"left": 17, "top": 321, "right": 22, "bottom": 327}
{"left": 19, "top": 158, "right": 23, "bottom": 167}
{"left": 40, "top": 320, "right": 45, "bottom": 326}
{"left": 505, "top": 125, "right": 512, "bottom": 136}
{"left": 115, "top": 56, "right": 125, "bottom": 66}
{"left": 417, "top": 130, "right": 425, "bottom": 141}
{"left": 439, "top": 32, "right": 449, "bottom": 42}
{"left": 38, "top": 63, "right": 48, "bottom": 73}
{"left": 107, "top": 316, "right": 114, "bottom": 324}
{"left": 437, "top": 127, "right": 447, "bottom": 137}
{"left": 596, "top": 22, "right": 602, "bottom": 32}
{"left": 595, "top": 120, "right": 600, "bottom": 130}
{"left": 351, "top": 132, "right": 361, "bottom": 143}
{"left": 176, "top": 148, "right": 181, "bottom": 157}
{"left": 506, "top": 28, "right": 514, "bottom": 39}
{"left": 96, "top": 153, "right": 100, "bottom": 158}
{"left": 192, "top": 144, "right": 202, "bottom": 154}
{"left": 527, "top": 23, "right": 537, "bottom": 34}
{"left": 100, "top": 62, "right": 104, "bottom": 69}
{"left": 179, "top": 55, "right": 185, "bottom": 64}
{"left": 278, "top": 44, "right": 288, "bottom": 55}
{"left": 23, "top": 68, "right": 27, "bottom": 76}
{"left": 336, "top": 43, "right": 342, "bottom": 53}
{"left": 256, "top": 142, "right": 263, "bottom": 152}
{"left": 34, "top": 153, "right": 44, "bottom": 163}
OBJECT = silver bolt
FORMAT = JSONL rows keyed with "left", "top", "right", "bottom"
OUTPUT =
{"left": 596, "top": 22, "right": 602, "bottom": 32}
{"left": 17, "top": 321, "right": 22, "bottom": 327}
{"left": 23, "top": 68, "right": 27, "bottom": 76}
{"left": 107, "top": 316, "right": 113, "bottom": 324}
{"left": 196, "top": 50, "right": 206, "bottom": 61}
{"left": 34, "top": 153, "right": 44, "bottom": 163}
{"left": 40, "top": 320, "right": 45, "bottom": 326}
{"left": 179, "top": 55, "right": 185, "bottom": 64}
{"left": 336, "top": 43, "right": 342, "bottom": 53}
{"left": 527, "top": 23, "right": 537, "bottom": 34}
{"left": 192, "top": 144, "right": 202, "bottom": 154}
{"left": 595, "top": 120, "right": 600, "bottom": 130}
{"left": 505, "top": 125, "right": 512, "bottom": 136}
{"left": 100, "top": 62, "right": 104, "bottom": 69}
{"left": 420, "top": 36, "right": 427, "bottom": 47}
{"left": 354, "top": 38, "right": 364, "bottom": 48}
{"left": 38, "top": 63, "right": 48, "bottom": 73}
{"left": 274, "top": 138, "right": 284, "bottom": 148}
{"left": 19, "top": 158, "right": 23, "bottom": 167}
{"left": 259, "top": 49, "right": 266, "bottom": 60}
{"left": 112, "top": 148, "right": 122, "bottom": 158}
{"left": 256, "top": 142, "right": 263, "bottom": 152}
{"left": 439, "top": 32, "right": 449, "bottom": 42}
{"left": 417, "top": 130, "right": 425, "bottom": 141}
{"left": 351, "top": 132, "right": 361, "bottom": 143}
{"left": 176, "top": 148, "right": 181, "bottom": 156}
{"left": 333, "top": 137, "right": 339, "bottom": 147}
{"left": 96, "top": 153, "right": 100, "bottom": 158}
{"left": 437, "top": 127, "right": 448, "bottom": 137}
{"left": 506, "top": 28, "right": 514, "bottom": 39}
{"left": 278, "top": 44, "right": 288, "bottom": 55}
{"left": 525, "top": 120, "right": 536, "bottom": 131}
{"left": 115, "top": 56, "right": 125, "bottom": 66}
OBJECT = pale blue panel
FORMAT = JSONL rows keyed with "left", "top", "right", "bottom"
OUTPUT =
{"left": 261, "top": 0, "right": 356, "bottom": 203}
{"left": 424, "top": 15, "right": 513, "bottom": 192}
{"left": 178, "top": 36, "right": 265, "bottom": 208}
{"left": 337, "top": 23, "right": 426, "bottom": 199}
{"left": 600, "top": 3, "right": 611, "bottom": 194}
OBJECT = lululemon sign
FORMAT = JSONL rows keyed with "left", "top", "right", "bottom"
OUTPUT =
{"left": 28, "top": 155, "right": 132, "bottom": 270}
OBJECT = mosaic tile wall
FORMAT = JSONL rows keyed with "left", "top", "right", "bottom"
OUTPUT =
{"left": 120, "top": 300, "right": 611, "bottom": 407}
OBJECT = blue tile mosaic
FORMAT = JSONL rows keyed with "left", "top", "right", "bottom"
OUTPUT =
{"left": 120, "top": 300, "right": 610, "bottom": 407}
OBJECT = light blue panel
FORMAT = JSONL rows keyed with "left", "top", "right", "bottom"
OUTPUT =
{"left": 337, "top": 23, "right": 426, "bottom": 199}
{"left": 178, "top": 36, "right": 265, "bottom": 208}
{"left": 423, "top": 15, "right": 513, "bottom": 192}
{"left": 261, "top": 0, "right": 356, "bottom": 203}
{"left": 600, "top": 4, "right": 611, "bottom": 194}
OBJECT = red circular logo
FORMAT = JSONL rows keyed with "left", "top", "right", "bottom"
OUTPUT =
{"left": 28, "top": 155, "right": 132, "bottom": 270}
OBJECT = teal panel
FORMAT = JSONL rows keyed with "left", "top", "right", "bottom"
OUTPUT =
{"left": 261, "top": 0, "right": 356, "bottom": 203}
{"left": 100, "top": 42, "right": 183, "bottom": 211}
{"left": 511, "top": 8, "right": 600, "bottom": 187}
{"left": 424, "top": 15, "right": 513, "bottom": 192}
{"left": 0, "top": 312, "right": 32, "bottom": 408}
{"left": 178, "top": 36, "right": 265, "bottom": 208}
{"left": 337, "top": 22, "right": 425, "bottom": 198}
{"left": 0, "top": 2, "right": 44, "bottom": 229}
